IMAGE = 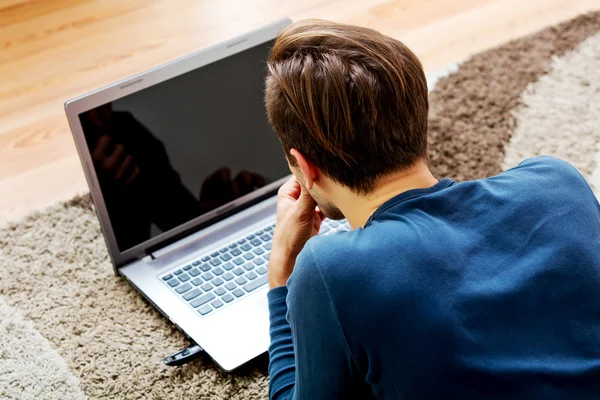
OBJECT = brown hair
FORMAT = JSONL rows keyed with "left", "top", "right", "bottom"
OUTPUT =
{"left": 265, "top": 19, "right": 429, "bottom": 194}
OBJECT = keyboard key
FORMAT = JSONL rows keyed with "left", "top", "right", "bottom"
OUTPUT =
{"left": 225, "top": 282, "right": 236, "bottom": 291}
{"left": 265, "top": 226, "right": 273, "bottom": 231}
{"left": 237, "top": 239, "right": 246, "bottom": 244}
{"left": 215, "top": 287, "right": 226, "bottom": 296}
{"left": 256, "top": 266, "right": 267, "bottom": 275}
{"left": 213, "top": 277, "right": 224, "bottom": 286}
{"left": 222, "top": 293, "right": 234, "bottom": 303}
{"left": 233, "top": 268, "right": 244, "bottom": 276}
{"left": 253, "top": 257, "right": 265, "bottom": 266}
{"left": 179, "top": 273, "right": 191, "bottom": 282}
{"left": 222, "top": 272, "right": 234, "bottom": 281}
{"left": 231, "top": 248, "right": 242, "bottom": 256}
{"left": 246, "top": 271, "right": 257, "bottom": 280}
{"left": 220, "top": 247, "right": 228, "bottom": 253}
{"left": 211, "top": 252, "right": 219, "bottom": 257}
{"left": 212, "top": 268, "right": 223, "bottom": 276}
{"left": 253, "top": 247, "right": 265, "bottom": 255}
{"left": 264, "top": 252, "right": 270, "bottom": 261}
{"left": 251, "top": 239, "right": 262, "bottom": 247}
{"left": 191, "top": 277, "right": 202, "bottom": 286}
{"left": 320, "top": 225, "right": 330, "bottom": 234}
{"left": 189, "top": 268, "right": 201, "bottom": 277}
{"left": 197, "top": 305, "right": 212, "bottom": 315}
{"left": 183, "top": 265, "right": 192, "bottom": 271}
{"left": 200, "top": 264, "right": 211, "bottom": 272}
{"left": 167, "top": 278, "right": 180, "bottom": 287}
{"left": 202, "top": 256, "right": 210, "bottom": 262}
{"left": 201, "top": 282, "right": 213, "bottom": 292}
{"left": 243, "top": 263, "right": 255, "bottom": 271}
{"left": 211, "top": 299, "right": 224, "bottom": 308}
{"left": 175, "top": 283, "right": 192, "bottom": 294}
{"left": 174, "top": 269, "right": 183, "bottom": 275}
{"left": 222, "top": 262, "right": 234, "bottom": 271}
{"left": 265, "top": 243, "right": 272, "bottom": 250}
{"left": 202, "top": 272, "right": 214, "bottom": 281}
{"left": 329, "top": 220, "right": 339, "bottom": 227}
{"left": 162, "top": 274, "right": 173, "bottom": 281}
{"left": 243, "top": 275, "right": 268, "bottom": 293}
{"left": 192, "top": 260, "right": 201, "bottom": 266}
{"left": 246, "top": 234, "right": 255, "bottom": 240}
{"left": 229, "top": 243, "right": 238, "bottom": 249}
{"left": 183, "top": 288, "right": 202, "bottom": 301}
{"left": 260, "top": 234, "right": 271, "bottom": 242}
{"left": 241, "top": 244, "right": 251, "bottom": 251}
{"left": 210, "top": 258, "right": 222, "bottom": 266}
{"left": 244, "top": 253, "right": 255, "bottom": 260}
{"left": 233, "top": 288, "right": 245, "bottom": 298}
{"left": 220, "top": 253, "right": 232, "bottom": 261}
{"left": 235, "top": 277, "right": 248, "bottom": 285}
{"left": 233, "top": 258, "right": 244, "bottom": 265}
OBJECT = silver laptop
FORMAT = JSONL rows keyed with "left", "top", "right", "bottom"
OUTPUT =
{"left": 65, "top": 18, "right": 351, "bottom": 371}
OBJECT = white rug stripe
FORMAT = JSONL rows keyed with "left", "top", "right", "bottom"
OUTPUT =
{"left": 426, "top": 63, "right": 460, "bottom": 92}
{"left": 502, "top": 32, "right": 600, "bottom": 194}
{"left": 0, "top": 296, "right": 87, "bottom": 400}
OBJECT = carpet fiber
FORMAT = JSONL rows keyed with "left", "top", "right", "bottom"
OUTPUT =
{"left": 1, "top": 11, "right": 600, "bottom": 399}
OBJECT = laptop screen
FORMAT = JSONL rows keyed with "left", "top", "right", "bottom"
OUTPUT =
{"left": 78, "top": 39, "right": 290, "bottom": 252}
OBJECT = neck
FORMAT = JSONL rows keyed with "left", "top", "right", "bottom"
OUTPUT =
{"left": 338, "top": 161, "right": 438, "bottom": 229}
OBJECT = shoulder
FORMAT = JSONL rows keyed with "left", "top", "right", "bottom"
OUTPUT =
{"left": 287, "top": 225, "right": 417, "bottom": 300}
{"left": 287, "top": 232, "right": 353, "bottom": 291}
{"left": 507, "top": 156, "right": 588, "bottom": 185}
{"left": 287, "top": 230, "right": 365, "bottom": 298}
{"left": 497, "top": 156, "right": 593, "bottom": 199}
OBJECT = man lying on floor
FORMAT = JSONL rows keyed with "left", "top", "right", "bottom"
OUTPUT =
{"left": 263, "top": 19, "right": 600, "bottom": 400}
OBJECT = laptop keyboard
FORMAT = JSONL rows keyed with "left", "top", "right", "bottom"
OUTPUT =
{"left": 160, "top": 218, "right": 352, "bottom": 317}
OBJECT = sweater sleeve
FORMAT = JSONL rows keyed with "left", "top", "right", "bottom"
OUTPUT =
{"left": 268, "top": 286, "right": 295, "bottom": 399}
{"left": 267, "top": 241, "right": 360, "bottom": 400}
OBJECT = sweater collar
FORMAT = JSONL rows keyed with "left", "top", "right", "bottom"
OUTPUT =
{"left": 364, "top": 178, "right": 455, "bottom": 227}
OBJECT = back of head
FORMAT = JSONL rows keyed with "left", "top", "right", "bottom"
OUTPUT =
{"left": 265, "top": 19, "right": 429, "bottom": 194}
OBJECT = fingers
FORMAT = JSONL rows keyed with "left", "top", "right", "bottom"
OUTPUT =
{"left": 277, "top": 176, "right": 301, "bottom": 200}
{"left": 234, "top": 170, "right": 259, "bottom": 196}
{"left": 123, "top": 166, "right": 140, "bottom": 188}
{"left": 114, "top": 154, "right": 134, "bottom": 181}
{"left": 316, "top": 207, "right": 326, "bottom": 222}
{"left": 91, "top": 135, "right": 112, "bottom": 161}
{"left": 91, "top": 136, "right": 140, "bottom": 186}
{"left": 200, "top": 167, "right": 232, "bottom": 201}
{"left": 312, "top": 212, "right": 323, "bottom": 234}
{"left": 295, "top": 184, "right": 317, "bottom": 209}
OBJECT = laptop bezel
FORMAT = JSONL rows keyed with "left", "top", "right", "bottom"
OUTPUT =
{"left": 64, "top": 18, "right": 292, "bottom": 271}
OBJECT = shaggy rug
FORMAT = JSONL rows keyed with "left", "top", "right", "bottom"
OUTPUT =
{"left": 1, "top": 11, "right": 600, "bottom": 400}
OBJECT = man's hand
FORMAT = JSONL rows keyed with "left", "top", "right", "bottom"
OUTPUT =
{"left": 269, "top": 176, "right": 325, "bottom": 288}
{"left": 91, "top": 135, "right": 140, "bottom": 189}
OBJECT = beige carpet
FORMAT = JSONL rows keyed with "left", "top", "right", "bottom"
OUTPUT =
{"left": 1, "top": 11, "right": 600, "bottom": 399}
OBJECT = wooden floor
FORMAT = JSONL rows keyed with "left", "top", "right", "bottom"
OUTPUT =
{"left": 0, "top": 0, "right": 597, "bottom": 222}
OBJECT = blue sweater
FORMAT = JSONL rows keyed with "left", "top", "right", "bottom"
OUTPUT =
{"left": 267, "top": 157, "right": 600, "bottom": 399}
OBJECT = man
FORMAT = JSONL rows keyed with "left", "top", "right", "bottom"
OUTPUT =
{"left": 264, "top": 20, "right": 600, "bottom": 399}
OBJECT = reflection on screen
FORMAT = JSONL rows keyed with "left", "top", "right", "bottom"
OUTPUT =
{"left": 78, "top": 39, "right": 289, "bottom": 252}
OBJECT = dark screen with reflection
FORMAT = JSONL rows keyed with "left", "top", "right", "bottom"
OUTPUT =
{"left": 79, "top": 39, "right": 289, "bottom": 252}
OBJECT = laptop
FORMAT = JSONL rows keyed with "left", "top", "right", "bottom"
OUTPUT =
{"left": 64, "top": 18, "right": 351, "bottom": 371}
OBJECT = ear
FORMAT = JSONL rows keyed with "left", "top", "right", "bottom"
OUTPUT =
{"left": 289, "top": 148, "right": 317, "bottom": 190}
